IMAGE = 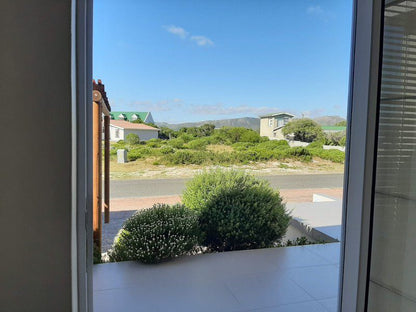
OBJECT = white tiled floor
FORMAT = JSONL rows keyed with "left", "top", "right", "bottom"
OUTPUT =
{"left": 94, "top": 243, "right": 340, "bottom": 312}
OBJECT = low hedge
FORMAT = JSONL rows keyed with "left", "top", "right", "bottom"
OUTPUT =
{"left": 182, "top": 170, "right": 290, "bottom": 251}
{"left": 308, "top": 148, "right": 345, "bottom": 163}
{"left": 108, "top": 204, "right": 199, "bottom": 264}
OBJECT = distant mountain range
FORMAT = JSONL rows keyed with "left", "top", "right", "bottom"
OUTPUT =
{"left": 156, "top": 117, "right": 261, "bottom": 131}
{"left": 313, "top": 116, "right": 346, "bottom": 126}
{"left": 156, "top": 115, "right": 346, "bottom": 130}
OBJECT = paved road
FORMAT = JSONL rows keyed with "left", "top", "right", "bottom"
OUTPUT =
{"left": 110, "top": 174, "right": 344, "bottom": 198}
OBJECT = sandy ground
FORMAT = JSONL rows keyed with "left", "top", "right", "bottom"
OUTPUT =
{"left": 110, "top": 158, "right": 344, "bottom": 180}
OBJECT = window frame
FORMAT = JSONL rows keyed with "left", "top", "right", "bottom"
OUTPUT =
{"left": 71, "top": 1, "right": 386, "bottom": 311}
{"left": 339, "top": 0, "right": 384, "bottom": 311}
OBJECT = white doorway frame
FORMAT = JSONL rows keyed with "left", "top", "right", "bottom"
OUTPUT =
{"left": 71, "top": 1, "right": 386, "bottom": 311}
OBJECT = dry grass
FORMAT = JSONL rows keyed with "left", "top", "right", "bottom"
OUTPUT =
{"left": 110, "top": 157, "right": 344, "bottom": 180}
{"left": 206, "top": 144, "right": 234, "bottom": 152}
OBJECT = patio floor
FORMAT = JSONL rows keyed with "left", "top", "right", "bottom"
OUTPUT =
{"left": 94, "top": 243, "right": 340, "bottom": 312}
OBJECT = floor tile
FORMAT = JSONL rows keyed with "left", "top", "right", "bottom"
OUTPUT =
{"left": 226, "top": 271, "right": 313, "bottom": 309}
{"left": 305, "top": 243, "right": 340, "bottom": 265}
{"left": 287, "top": 265, "right": 339, "bottom": 300}
{"left": 318, "top": 298, "right": 338, "bottom": 312}
{"left": 246, "top": 301, "right": 329, "bottom": 312}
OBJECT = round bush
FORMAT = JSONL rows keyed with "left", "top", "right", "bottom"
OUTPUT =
{"left": 182, "top": 170, "right": 290, "bottom": 251}
{"left": 108, "top": 204, "right": 199, "bottom": 264}
{"left": 186, "top": 138, "right": 209, "bottom": 150}
{"left": 127, "top": 148, "right": 142, "bottom": 161}
{"left": 160, "top": 145, "right": 175, "bottom": 154}
{"left": 126, "top": 133, "right": 140, "bottom": 145}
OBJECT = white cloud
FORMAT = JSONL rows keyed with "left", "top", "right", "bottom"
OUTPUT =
{"left": 300, "top": 108, "right": 326, "bottom": 118}
{"left": 164, "top": 25, "right": 188, "bottom": 39}
{"left": 306, "top": 5, "right": 334, "bottom": 21}
{"left": 190, "top": 35, "right": 214, "bottom": 47}
{"left": 163, "top": 25, "right": 214, "bottom": 47}
{"left": 307, "top": 5, "right": 324, "bottom": 15}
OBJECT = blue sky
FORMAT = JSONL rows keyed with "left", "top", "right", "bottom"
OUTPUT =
{"left": 94, "top": 0, "right": 353, "bottom": 123}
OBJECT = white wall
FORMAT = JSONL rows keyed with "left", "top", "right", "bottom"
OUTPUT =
{"left": 124, "top": 129, "right": 159, "bottom": 141}
{"left": 110, "top": 126, "right": 125, "bottom": 142}
{"left": 0, "top": 1, "right": 74, "bottom": 311}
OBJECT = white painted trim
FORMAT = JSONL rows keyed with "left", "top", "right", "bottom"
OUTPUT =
{"left": 70, "top": 0, "right": 78, "bottom": 311}
{"left": 109, "top": 124, "right": 160, "bottom": 131}
{"left": 73, "top": 0, "right": 93, "bottom": 311}
{"left": 340, "top": 0, "right": 383, "bottom": 311}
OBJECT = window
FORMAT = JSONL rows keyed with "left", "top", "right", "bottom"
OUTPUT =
{"left": 366, "top": 1, "right": 416, "bottom": 310}
{"left": 268, "top": 118, "right": 273, "bottom": 127}
{"left": 115, "top": 129, "right": 120, "bottom": 138}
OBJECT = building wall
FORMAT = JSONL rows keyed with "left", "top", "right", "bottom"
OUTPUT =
{"left": 145, "top": 112, "right": 155, "bottom": 124}
{"left": 0, "top": 1, "right": 73, "bottom": 311}
{"left": 124, "top": 129, "right": 159, "bottom": 141}
{"left": 110, "top": 126, "right": 125, "bottom": 141}
{"left": 260, "top": 118, "right": 275, "bottom": 137}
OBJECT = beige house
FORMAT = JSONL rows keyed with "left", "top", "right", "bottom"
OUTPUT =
{"left": 259, "top": 112, "right": 295, "bottom": 139}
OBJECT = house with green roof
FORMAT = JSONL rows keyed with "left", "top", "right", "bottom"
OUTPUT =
{"left": 109, "top": 111, "right": 154, "bottom": 124}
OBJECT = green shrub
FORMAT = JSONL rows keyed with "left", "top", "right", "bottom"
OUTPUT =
{"left": 182, "top": 170, "right": 290, "bottom": 251}
{"left": 168, "top": 138, "right": 186, "bottom": 149}
{"left": 240, "top": 130, "right": 261, "bottom": 143}
{"left": 108, "top": 204, "right": 199, "bottom": 264}
{"left": 215, "top": 127, "right": 261, "bottom": 144}
{"left": 282, "top": 118, "right": 324, "bottom": 142}
{"left": 307, "top": 140, "right": 325, "bottom": 149}
{"left": 186, "top": 138, "right": 209, "bottom": 150}
{"left": 287, "top": 147, "right": 312, "bottom": 161}
{"left": 257, "top": 140, "right": 289, "bottom": 150}
{"left": 127, "top": 148, "right": 142, "bottom": 161}
{"left": 146, "top": 138, "right": 162, "bottom": 148}
{"left": 335, "top": 120, "right": 347, "bottom": 127}
{"left": 340, "top": 136, "right": 346, "bottom": 146}
{"left": 324, "top": 131, "right": 346, "bottom": 146}
{"left": 165, "top": 150, "right": 207, "bottom": 165}
{"left": 232, "top": 142, "right": 256, "bottom": 151}
{"left": 160, "top": 145, "right": 175, "bottom": 154}
{"left": 177, "top": 133, "right": 194, "bottom": 143}
{"left": 126, "top": 133, "right": 140, "bottom": 145}
{"left": 308, "top": 148, "right": 345, "bottom": 163}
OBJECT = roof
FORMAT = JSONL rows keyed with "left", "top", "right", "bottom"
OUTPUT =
{"left": 259, "top": 112, "right": 295, "bottom": 118}
{"left": 93, "top": 79, "right": 111, "bottom": 112}
{"left": 322, "top": 126, "right": 346, "bottom": 131}
{"left": 110, "top": 111, "right": 149, "bottom": 122}
{"left": 110, "top": 120, "right": 159, "bottom": 131}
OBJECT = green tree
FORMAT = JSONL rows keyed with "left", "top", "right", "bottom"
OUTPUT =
{"left": 159, "top": 127, "right": 177, "bottom": 140}
{"left": 335, "top": 120, "right": 347, "bottom": 126}
{"left": 282, "top": 118, "right": 324, "bottom": 142}
{"left": 131, "top": 118, "right": 143, "bottom": 124}
{"left": 126, "top": 133, "right": 140, "bottom": 145}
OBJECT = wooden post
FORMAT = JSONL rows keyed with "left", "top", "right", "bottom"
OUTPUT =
{"left": 104, "top": 115, "right": 110, "bottom": 223}
{"left": 92, "top": 96, "right": 103, "bottom": 251}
